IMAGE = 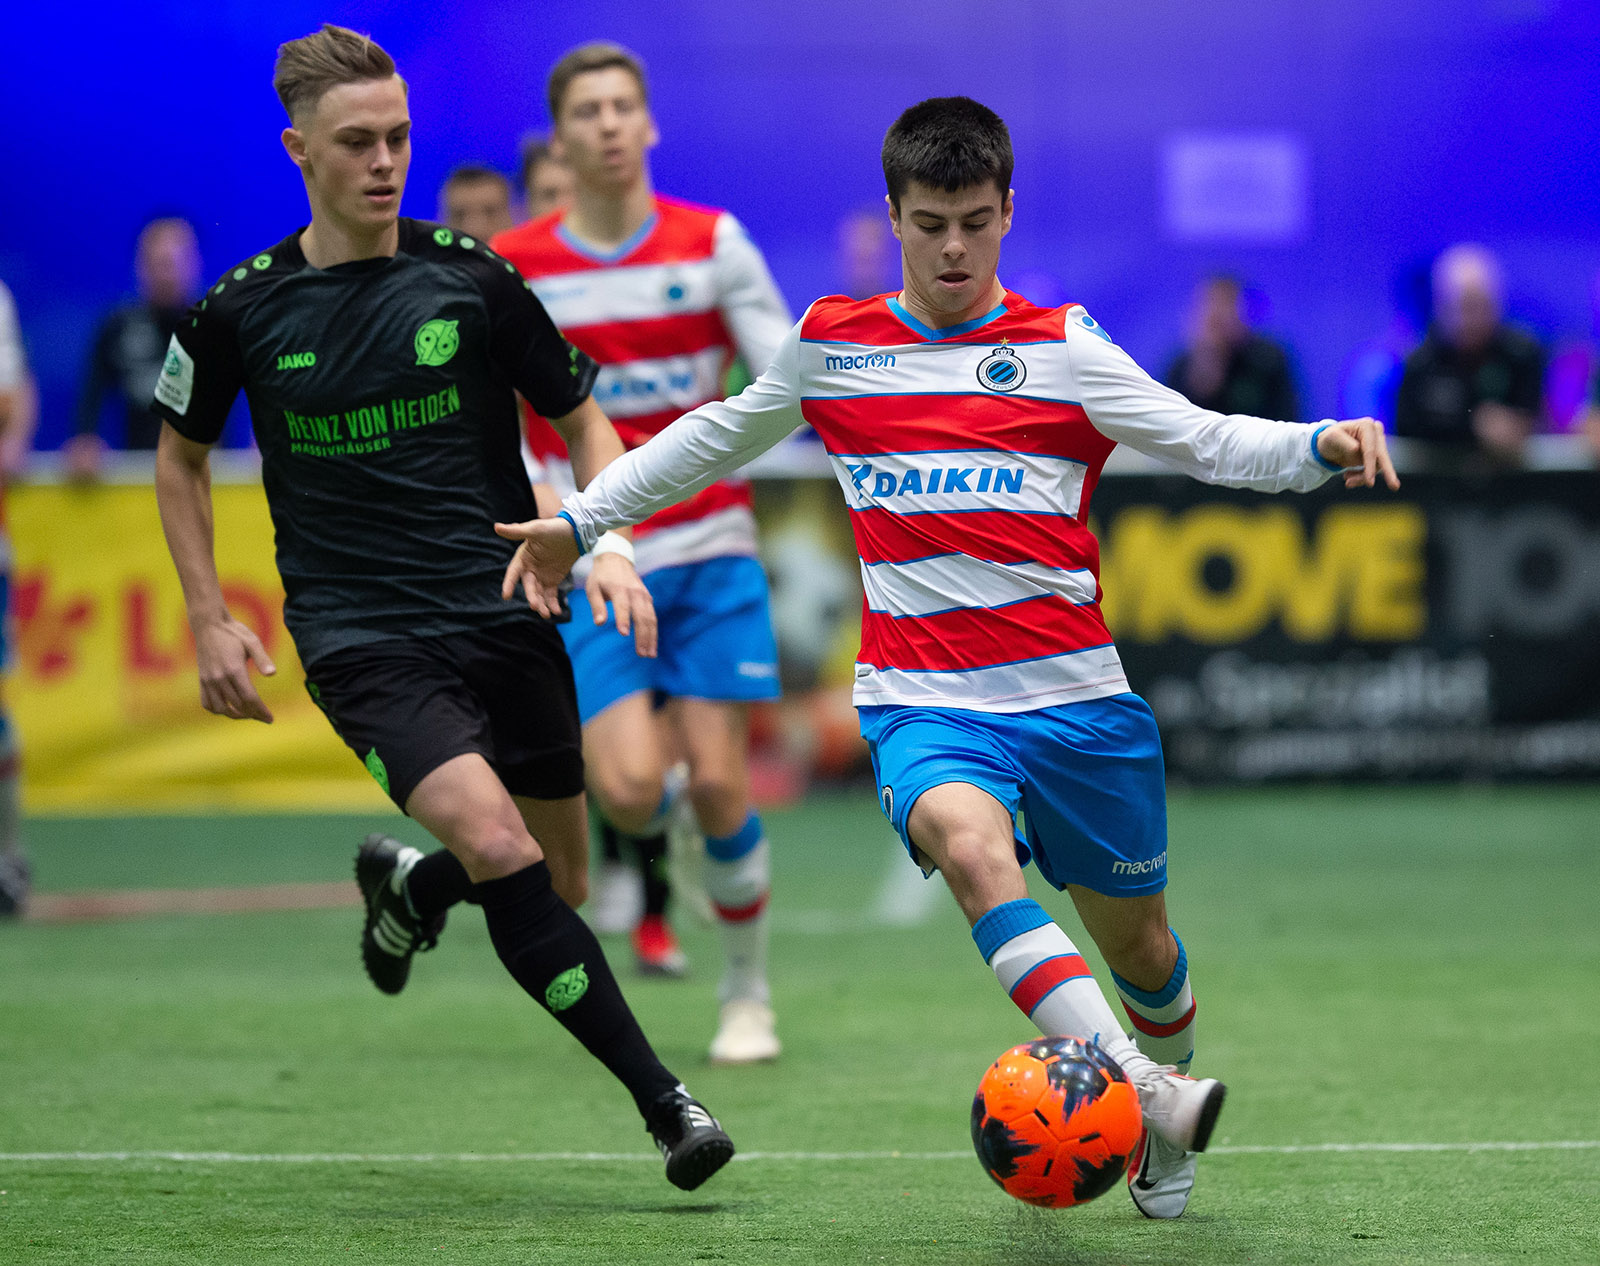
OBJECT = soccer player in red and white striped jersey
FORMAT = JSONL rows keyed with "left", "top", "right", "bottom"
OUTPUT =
{"left": 493, "top": 44, "right": 792, "bottom": 1064}
{"left": 500, "top": 97, "right": 1397, "bottom": 1218}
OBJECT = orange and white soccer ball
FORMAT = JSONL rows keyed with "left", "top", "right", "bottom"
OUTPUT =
{"left": 970, "top": 1036, "right": 1144, "bottom": 1208}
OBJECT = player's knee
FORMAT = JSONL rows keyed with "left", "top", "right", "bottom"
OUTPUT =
{"left": 454, "top": 818, "right": 539, "bottom": 877}
{"left": 590, "top": 764, "right": 663, "bottom": 835}
{"left": 931, "top": 825, "right": 1010, "bottom": 888}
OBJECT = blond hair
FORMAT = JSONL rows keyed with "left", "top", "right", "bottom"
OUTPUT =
{"left": 546, "top": 42, "right": 648, "bottom": 122}
{"left": 273, "top": 24, "right": 403, "bottom": 122}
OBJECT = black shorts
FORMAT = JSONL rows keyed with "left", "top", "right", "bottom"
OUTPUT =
{"left": 304, "top": 619, "right": 584, "bottom": 811}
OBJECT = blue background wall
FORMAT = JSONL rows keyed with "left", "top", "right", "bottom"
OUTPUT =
{"left": 4, "top": 0, "right": 1598, "bottom": 447}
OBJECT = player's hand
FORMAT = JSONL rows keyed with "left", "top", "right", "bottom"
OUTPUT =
{"left": 585, "top": 552, "right": 658, "bottom": 659}
{"left": 1316, "top": 418, "right": 1400, "bottom": 490}
{"left": 191, "top": 614, "right": 276, "bottom": 723}
{"left": 495, "top": 516, "right": 581, "bottom": 619}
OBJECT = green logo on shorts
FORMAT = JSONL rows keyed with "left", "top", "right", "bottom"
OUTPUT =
{"left": 545, "top": 964, "right": 589, "bottom": 1012}
{"left": 415, "top": 318, "right": 460, "bottom": 367}
{"left": 364, "top": 748, "right": 390, "bottom": 795}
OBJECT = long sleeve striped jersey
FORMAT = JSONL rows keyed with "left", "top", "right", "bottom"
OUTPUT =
{"left": 558, "top": 289, "right": 1342, "bottom": 714}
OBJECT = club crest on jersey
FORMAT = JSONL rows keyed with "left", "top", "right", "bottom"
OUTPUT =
{"left": 976, "top": 344, "right": 1027, "bottom": 392}
{"left": 414, "top": 318, "right": 459, "bottom": 367}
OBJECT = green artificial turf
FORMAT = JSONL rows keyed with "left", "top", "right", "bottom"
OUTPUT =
{"left": 3, "top": 787, "right": 1598, "bottom": 1263}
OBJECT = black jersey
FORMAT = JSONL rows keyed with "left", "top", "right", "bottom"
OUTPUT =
{"left": 151, "top": 219, "right": 599, "bottom": 667}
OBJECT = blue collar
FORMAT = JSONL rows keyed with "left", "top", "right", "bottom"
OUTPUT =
{"left": 886, "top": 295, "right": 1009, "bottom": 342}
{"left": 555, "top": 212, "right": 659, "bottom": 264}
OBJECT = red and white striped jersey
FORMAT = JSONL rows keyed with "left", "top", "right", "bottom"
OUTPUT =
{"left": 558, "top": 290, "right": 1342, "bottom": 714}
{"left": 491, "top": 195, "right": 790, "bottom": 573}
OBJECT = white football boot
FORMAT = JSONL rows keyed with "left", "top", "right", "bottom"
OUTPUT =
{"left": 587, "top": 859, "right": 643, "bottom": 935}
{"left": 1122, "top": 1065, "right": 1221, "bottom": 1218}
{"left": 708, "top": 999, "right": 781, "bottom": 1065}
{"left": 1129, "top": 1065, "right": 1225, "bottom": 1154}
{"left": 1127, "top": 1128, "right": 1199, "bottom": 1219}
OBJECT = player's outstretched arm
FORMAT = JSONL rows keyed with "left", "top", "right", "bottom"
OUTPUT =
{"left": 1064, "top": 307, "right": 1395, "bottom": 495}
{"left": 154, "top": 423, "right": 276, "bottom": 723}
{"left": 1313, "top": 417, "right": 1400, "bottom": 490}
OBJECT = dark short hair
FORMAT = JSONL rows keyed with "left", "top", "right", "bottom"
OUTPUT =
{"left": 519, "top": 135, "right": 557, "bottom": 194}
{"left": 442, "top": 164, "right": 511, "bottom": 195}
{"left": 881, "top": 97, "right": 1013, "bottom": 209}
{"left": 546, "top": 42, "right": 648, "bottom": 122}
{"left": 273, "top": 24, "right": 402, "bottom": 122}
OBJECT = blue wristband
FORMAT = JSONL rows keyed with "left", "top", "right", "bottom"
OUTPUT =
{"left": 556, "top": 509, "right": 587, "bottom": 555}
{"left": 1309, "top": 423, "right": 1343, "bottom": 472}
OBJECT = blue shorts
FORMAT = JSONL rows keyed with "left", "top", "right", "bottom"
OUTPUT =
{"left": 562, "top": 554, "right": 780, "bottom": 724}
{"left": 859, "top": 694, "right": 1169, "bottom": 897}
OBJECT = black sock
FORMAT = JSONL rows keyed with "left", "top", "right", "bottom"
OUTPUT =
{"left": 630, "top": 832, "right": 671, "bottom": 918}
{"left": 476, "top": 861, "right": 678, "bottom": 1117}
{"left": 403, "top": 849, "right": 476, "bottom": 921}
{"left": 599, "top": 822, "right": 624, "bottom": 865}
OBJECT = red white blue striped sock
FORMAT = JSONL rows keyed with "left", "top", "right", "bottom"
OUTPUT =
{"left": 1111, "top": 929, "right": 1196, "bottom": 1074}
{"left": 704, "top": 813, "right": 770, "bottom": 1005}
{"left": 972, "top": 898, "right": 1148, "bottom": 1076}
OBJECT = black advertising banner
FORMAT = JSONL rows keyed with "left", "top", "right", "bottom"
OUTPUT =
{"left": 1090, "top": 471, "right": 1600, "bottom": 780}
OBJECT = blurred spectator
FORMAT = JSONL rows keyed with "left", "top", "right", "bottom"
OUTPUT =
{"left": 1394, "top": 243, "right": 1544, "bottom": 463}
{"left": 71, "top": 217, "right": 201, "bottom": 477}
{"left": 836, "top": 205, "right": 898, "bottom": 299}
{"left": 0, "top": 277, "right": 29, "bottom": 916}
{"left": 436, "top": 164, "right": 516, "bottom": 241}
{"left": 519, "top": 137, "right": 575, "bottom": 221}
{"left": 1165, "top": 275, "right": 1301, "bottom": 421}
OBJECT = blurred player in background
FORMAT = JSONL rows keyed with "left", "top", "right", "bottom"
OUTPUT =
{"left": 498, "top": 96, "right": 1399, "bottom": 1218}
{"left": 150, "top": 23, "right": 733, "bottom": 1190}
{"left": 0, "top": 277, "right": 30, "bottom": 916}
{"left": 490, "top": 42, "right": 793, "bottom": 1062}
{"left": 70, "top": 217, "right": 204, "bottom": 479}
{"left": 513, "top": 133, "right": 654, "bottom": 945}
{"left": 520, "top": 136, "right": 576, "bottom": 221}
{"left": 437, "top": 164, "right": 517, "bottom": 242}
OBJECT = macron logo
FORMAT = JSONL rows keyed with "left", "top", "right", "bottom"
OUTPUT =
{"left": 1111, "top": 852, "right": 1167, "bottom": 876}
{"left": 825, "top": 353, "right": 896, "bottom": 371}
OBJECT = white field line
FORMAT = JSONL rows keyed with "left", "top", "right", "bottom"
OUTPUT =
{"left": 2, "top": 1141, "right": 1597, "bottom": 1164}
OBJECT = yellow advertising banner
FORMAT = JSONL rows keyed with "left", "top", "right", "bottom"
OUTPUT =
{"left": 9, "top": 478, "right": 389, "bottom": 812}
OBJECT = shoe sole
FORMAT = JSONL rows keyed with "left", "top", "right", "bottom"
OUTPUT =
{"left": 1127, "top": 1131, "right": 1195, "bottom": 1220}
{"left": 1189, "top": 1082, "right": 1227, "bottom": 1154}
{"left": 666, "top": 1132, "right": 736, "bottom": 1191}
{"left": 708, "top": 1045, "right": 781, "bottom": 1066}
{"left": 637, "top": 960, "right": 691, "bottom": 978}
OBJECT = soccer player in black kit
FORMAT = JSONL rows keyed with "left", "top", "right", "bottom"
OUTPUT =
{"left": 151, "top": 24, "right": 733, "bottom": 1191}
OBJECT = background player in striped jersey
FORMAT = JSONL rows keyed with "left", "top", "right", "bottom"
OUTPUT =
{"left": 491, "top": 43, "right": 793, "bottom": 1063}
{"left": 497, "top": 96, "right": 1399, "bottom": 1218}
